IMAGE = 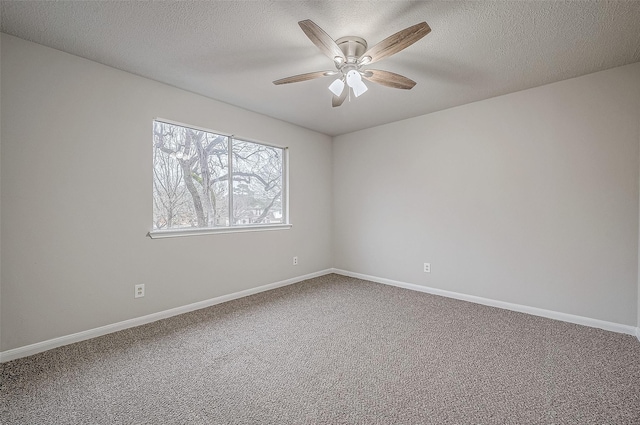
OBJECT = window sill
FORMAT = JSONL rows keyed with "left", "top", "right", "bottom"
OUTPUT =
{"left": 148, "top": 224, "right": 292, "bottom": 239}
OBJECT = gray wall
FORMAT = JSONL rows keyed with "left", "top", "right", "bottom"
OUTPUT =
{"left": 334, "top": 62, "right": 640, "bottom": 326}
{"left": 2, "top": 33, "right": 639, "bottom": 353}
{"left": 0, "top": 34, "right": 333, "bottom": 351}
{"left": 0, "top": 34, "right": 2, "bottom": 349}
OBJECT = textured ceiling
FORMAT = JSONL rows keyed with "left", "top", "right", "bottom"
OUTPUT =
{"left": 2, "top": 1, "right": 640, "bottom": 136}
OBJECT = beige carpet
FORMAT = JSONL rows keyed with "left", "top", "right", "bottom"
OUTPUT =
{"left": 1, "top": 273, "right": 639, "bottom": 424}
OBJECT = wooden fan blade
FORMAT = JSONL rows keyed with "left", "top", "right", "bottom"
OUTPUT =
{"left": 363, "top": 69, "right": 416, "bottom": 89}
{"left": 299, "top": 20, "right": 346, "bottom": 64}
{"left": 332, "top": 86, "right": 348, "bottom": 107}
{"left": 273, "top": 71, "right": 332, "bottom": 85}
{"left": 360, "top": 22, "right": 431, "bottom": 65}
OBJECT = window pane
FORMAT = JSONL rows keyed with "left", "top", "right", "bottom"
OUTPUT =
{"left": 153, "top": 121, "right": 229, "bottom": 230}
{"left": 231, "top": 139, "right": 283, "bottom": 225}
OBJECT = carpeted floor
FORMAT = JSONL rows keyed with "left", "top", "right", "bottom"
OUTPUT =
{"left": 1, "top": 273, "right": 639, "bottom": 424}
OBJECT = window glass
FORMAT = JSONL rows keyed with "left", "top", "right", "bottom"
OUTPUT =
{"left": 153, "top": 120, "right": 285, "bottom": 232}
{"left": 232, "top": 139, "right": 283, "bottom": 225}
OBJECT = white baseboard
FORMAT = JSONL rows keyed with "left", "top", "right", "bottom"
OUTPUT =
{"left": 2, "top": 268, "right": 637, "bottom": 362}
{"left": 0, "top": 269, "right": 333, "bottom": 363}
{"left": 331, "top": 268, "right": 639, "bottom": 337}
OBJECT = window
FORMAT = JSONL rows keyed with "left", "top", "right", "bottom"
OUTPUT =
{"left": 150, "top": 120, "right": 288, "bottom": 237}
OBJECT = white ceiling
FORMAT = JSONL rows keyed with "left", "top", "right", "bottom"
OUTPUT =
{"left": 2, "top": 1, "right": 640, "bottom": 136}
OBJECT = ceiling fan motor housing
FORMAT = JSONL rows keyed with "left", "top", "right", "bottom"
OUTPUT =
{"left": 336, "top": 36, "right": 367, "bottom": 64}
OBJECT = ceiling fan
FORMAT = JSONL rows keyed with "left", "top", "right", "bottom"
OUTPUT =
{"left": 273, "top": 20, "right": 431, "bottom": 107}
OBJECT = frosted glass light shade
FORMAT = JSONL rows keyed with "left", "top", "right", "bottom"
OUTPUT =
{"left": 345, "top": 70, "right": 361, "bottom": 87}
{"left": 352, "top": 80, "right": 368, "bottom": 97}
{"left": 346, "top": 70, "right": 368, "bottom": 97}
{"left": 328, "top": 78, "right": 345, "bottom": 96}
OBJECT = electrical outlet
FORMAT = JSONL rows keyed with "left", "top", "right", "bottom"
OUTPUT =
{"left": 293, "top": 256, "right": 298, "bottom": 266}
{"left": 424, "top": 263, "right": 431, "bottom": 273}
{"left": 135, "top": 284, "right": 145, "bottom": 298}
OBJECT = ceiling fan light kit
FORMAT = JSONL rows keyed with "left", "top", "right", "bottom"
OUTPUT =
{"left": 274, "top": 20, "right": 431, "bottom": 107}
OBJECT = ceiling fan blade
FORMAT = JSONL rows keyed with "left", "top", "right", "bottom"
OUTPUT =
{"left": 363, "top": 69, "right": 417, "bottom": 89}
{"left": 359, "top": 22, "right": 431, "bottom": 65}
{"left": 273, "top": 71, "right": 334, "bottom": 85}
{"left": 332, "top": 86, "right": 348, "bottom": 107}
{"left": 299, "top": 20, "right": 346, "bottom": 65}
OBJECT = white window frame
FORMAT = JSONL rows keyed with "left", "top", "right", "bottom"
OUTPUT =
{"left": 148, "top": 118, "right": 291, "bottom": 239}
